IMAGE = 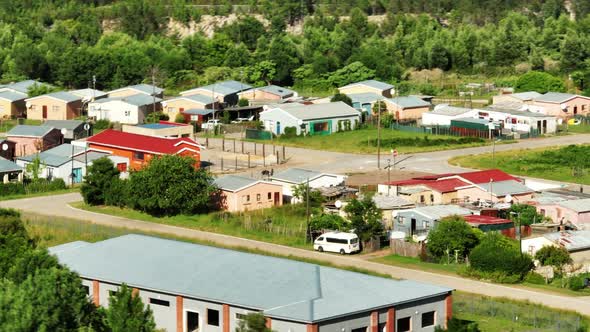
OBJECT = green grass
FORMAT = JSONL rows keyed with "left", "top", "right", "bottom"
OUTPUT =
{"left": 558, "top": 124, "right": 590, "bottom": 134}
{"left": 449, "top": 146, "right": 590, "bottom": 185}
{"left": 250, "top": 127, "right": 494, "bottom": 154}
{"left": 0, "top": 188, "right": 79, "bottom": 201}
{"left": 71, "top": 202, "right": 312, "bottom": 249}
{"left": 0, "top": 119, "right": 43, "bottom": 133}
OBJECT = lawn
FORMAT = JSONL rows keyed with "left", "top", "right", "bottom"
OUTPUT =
{"left": 449, "top": 145, "right": 590, "bottom": 185}
{"left": 558, "top": 124, "right": 590, "bottom": 134}
{"left": 0, "top": 118, "right": 43, "bottom": 133}
{"left": 0, "top": 188, "right": 79, "bottom": 201}
{"left": 251, "top": 127, "right": 493, "bottom": 154}
{"left": 71, "top": 202, "right": 312, "bottom": 249}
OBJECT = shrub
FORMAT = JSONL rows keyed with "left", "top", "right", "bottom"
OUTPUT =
{"left": 174, "top": 113, "right": 185, "bottom": 123}
{"left": 93, "top": 119, "right": 112, "bottom": 130}
{"left": 238, "top": 98, "right": 249, "bottom": 107}
{"left": 81, "top": 158, "right": 120, "bottom": 206}
{"left": 104, "top": 178, "right": 128, "bottom": 207}
{"left": 524, "top": 272, "right": 547, "bottom": 285}
{"left": 568, "top": 275, "right": 586, "bottom": 291}
{"left": 535, "top": 245, "right": 572, "bottom": 273}
{"left": 309, "top": 214, "right": 348, "bottom": 233}
{"left": 25, "top": 178, "right": 66, "bottom": 194}
{"left": 469, "top": 233, "right": 533, "bottom": 280}
{"left": 283, "top": 126, "right": 297, "bottom": 138}
{"left": 426, "top": 216, "right": 480, "bottom": 260}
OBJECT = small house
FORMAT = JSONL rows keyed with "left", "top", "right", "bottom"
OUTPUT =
{"left": 523, "top": 230, "right": 590, "bottom": 263}
{"left": 162, "top": 94, "right": 216, "bottom": 121}
{"left": 422, "top": 105, "right": 479, "bottom": 126}
{"left": 372, "top": 194, "right": 415, "bottom": 229}
{"left": 480, "top": 107, "right": 557, "bottom": 135}
{"left": 42, "top": 120, "right": 91, "bottom": 143}
{"left": 532, "top": 92, "right": 590, "bottom": 118}
{"left": 108, "top": 84, "right": 164, "bottom": 98}
{"left": 260, "top": 102, "right": 360, "bottom": 136}
{"left": 394, "top": 205, "right": 473, "bottom": 237}
{"left": 237, "top": 85, "right": 297, "bottom": 103}
{"left": 180, "top": 80, "right": 252, "bottom": 106}
{"left": 492, "top": 91, "right": 541, "bottom": 105}
{"left": 25, "top": 91, "right": 83, "bottom": 120}
{"left": 384, "top": 96, "right": 431, "bottom": 122}
{"left": 7, "top": 125, "right": 63, "bottom": 157}
{"left": 338, "top": 80, "right": 395, "bottom": 98}
{"left": 0, "top": 157, "right": 23, "bottom": 183}
{"left": 214, "top": 175, "right": 283, "bottom": 212}
{"left": 463, "top": 215, "right": 515, "bottom": 238}
{"left": 86, "top": 129, "right": 202, "bottom": 170}
{"left": 88, "top": 94, "right": 162, "bottom": 125}
{"left": 536, "top": 198, "right": 590, "bottom": 230}
{"left": 122, "top": 121, "right": 193, "bottom": 138}
{"left": 0, "top": 91, "right": 27, "bottom": 119}
{"left": 271, "top": 168, "right": 346, "bottom": 202}
{"left": 348, "top": 92, "right": 384, "bottom": 117}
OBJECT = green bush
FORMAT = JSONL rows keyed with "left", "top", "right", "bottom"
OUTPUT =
{"left": 94, "top": 119, "right": 112, "bottom": 130}
{"left": 426, "top": 216, "right": 479, "bottom": 260}
{"left": 0, "top": 183, "right": 25, "bottom": 196}
{"left": 524, "top": 272, "right": 546, "bottom": 285}
{"left": 174, "top": 113, "right": 185, "bottom": 123}
{"left": 535, "top": 245, "right": 572, "bottom": 272}
{"left": 469, "top": 233, "right": 533, "bottom": 281}
{"left": 283, "top": 126, "right": 298, "bottom": 138}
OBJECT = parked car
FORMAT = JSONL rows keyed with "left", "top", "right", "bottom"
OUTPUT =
{"left": 313, "top": 231, "right": 360, "bottom": 254}
{"left": 231, "top": 115, "right": 254, "bottom": 124}
{"left": 201, "top": 119, "right": 221, "bottom": 130}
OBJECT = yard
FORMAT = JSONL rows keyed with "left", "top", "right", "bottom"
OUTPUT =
{"left": 251, "top": 127, "right": 494, "bottom": 154}
{"left": 449, "top": 144, "right": 590, "bottom": 185}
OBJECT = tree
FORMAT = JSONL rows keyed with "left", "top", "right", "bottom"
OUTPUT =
{"left": 81, "top": 157, "right": 121, "bottom": 206}
{"left": 127, "top": 155, "right": 216, "bottom": 216}
{"left": 535, "top": 245, "right": 572, "bottom": 274}
{"left": 309, "top": 213, "right": 348, "bottom": 233}
{"left": 343, "top": 195, "right": 383, "bottom": 243}
{"left": 435, "top": 318, "right": 481, "bottom": 332}
{"left": 326, "top": 61, "right": 375, "bottom": 87}
{"left": 236, "top": 312, "right": 271, "bottom": 332}
{"left": 247, "top": 60, "right": 276, "bottom": 86}
{"left": 372, "top": 100, "right": 387, "bottom": 114}
{"left": 507, "top": 204, "right": 546, "bottom": 226}
{"left": 291, "top": 182, "right": 324, "bottom": 207}
{"left": 469, "top": 232, "right": 533, "bottom": 280}
{"left": 106, "top": 284, "right": 156, "bottom": 332}
{"left": 330, "top": 93, "right": 353, "bottom": 106}
{"left": 426, "top": 216, "right": 480, "bottom": 260}
{"left": 174, "top": 113, "right": 185, "bottom": 123}
{"left": 238, "top": 98, "right": 249, "bottom": 107}
{"left": 514, "top": 71, "right": 565, "bottom": 94}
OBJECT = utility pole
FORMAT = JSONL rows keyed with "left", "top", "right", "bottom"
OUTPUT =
{"left": 377, "top": 101, "right": 381, "bottom": 169}
{"left": 150, "top": 67, "right": 158, "bottom": 117}
{"left": 386, "top": 158, "right": 391, "bottom": 196}
{"left": 305, "top": 177, "right": 310, "bottom": 243}
{"left": 511, "top": 212, "right": 523, "bottom": 256}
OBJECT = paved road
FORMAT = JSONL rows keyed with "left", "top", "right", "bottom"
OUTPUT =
{"left": 4, "top": 193, "right": 590, "bottom": 316}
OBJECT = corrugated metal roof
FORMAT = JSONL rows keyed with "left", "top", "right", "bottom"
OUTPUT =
{"left": 42, "top": 120, "right": 84, "bottom": 131}
{"left": 558, "top": 198, "right": 590, "bottom": 213}
{"left": 387, "top": 96, "right": 430, "bottom": 109}
{"left": 255, "top": 85, "right": 296, "bottom": 98}
{"left": 93, "top": 94, "right": 162, "bottom": 107}
{"left": 544, "top": 231, "right": 590, "bottom": 251}
{"left": 7, "top": 125, "right": 55, "bottom": 137}
{"left": 183, "top": 109, "right": 214, "bottom": 115}
{"left": 87, "top": 130, "right": 201, "bottom": 155}
{"left": 430, "top": 105, "right": 473, "bottom": 116}
{"left": 454, "top": 169, "right": 518, "bottom": 185}
{"left": 477, "top": 180, "right": 533, "bottom": 196}
{"left": 49, "top": 234, "right": 451, "bottom": 323}
{"left": 18, "top": 144, "right": 85, "bottom": 167}
{"left": 348, "top": 92, "right": 384, "bottom": 105}
{"left": 372, "top": 195, "right": 414, "bottom": 209}
{"left": 484, "top": 107, "right": 555, "bottom": 118}
{"left": 27, "top": 91, "right": 81, "bottom": 103}
{"left": 70, "top": 88, "right": 107, "bottom": 100}
{"left": 214, "top": 175, "right": 261, "bottom": 192}
{"left": 271, "top": 168, "right": 324, "bottom": 184}
{"left": 0, "top": 157, "right": 22, "bottom": 173}
{"left": 409, "top": 205, "right": 472, "bottom": 220}
{"left": 0, "top": 90, "right": 27, "bottom": 102}
{"left": 510, "top": 92, "right": 541, "bottom": 101}
{"left": 182, "top": 80, "right": 253, "bottom": 96}
{"left": 268, "top": 101, "right": 360, "bottom": 121}
{"left": 341, "top": 80, "right": 394, "bottom": 91}
{"left": 535, "top": 92, "right": 578, "bottom": 103}
{"left": 2, "top": 80, "right": 45, "bottom": 94}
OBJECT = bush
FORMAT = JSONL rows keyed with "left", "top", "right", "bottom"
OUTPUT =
{"left": 25, "top": 178, "right": 66, "bottom": 194}
{"left": 568, "top": 275, "right": 586, "bottom": 291}
{"left": 174, "top": 113, "right": 185, "bottom": 123}
{"left": 309, "top": 214, "right": 348, "bottom": 233}
{"left": 283, "top": 126, "right": 297, "bottom": 138}
{"left": 524, "top": 272, "right": 547, "bottom": 285}
{"left": 94, "top": 119, "right": 112, "bottom": 130}
{"left": 238, "top": 98, "right": 249, "bottom": 107}
{"left": 426, "top": 216, "right": 480, "bottom": 260}
{"left": 535, "top": 245, "right": 572, "bottom": 272}
{"left": 81, "top": 158, "right": 120, "bottom": 206}
{"left": 469, "top": 233, "right": 533, "bottom": 280}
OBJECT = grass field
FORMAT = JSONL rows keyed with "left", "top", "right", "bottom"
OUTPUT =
{"left": 23, "top": 213, "right": 590, "bottom": 331}
{"left": 252, "top": 127, "right": 493, "bottom": 154}
{"left": 71, "top": 202, "right": 312, "bottom": 248}
{"left": 449, "top": 145, "right": 590, "bottom": 185}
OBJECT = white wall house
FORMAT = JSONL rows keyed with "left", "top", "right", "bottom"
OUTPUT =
{"left": 270, "top": 168, "right": 347, "bottom": 202}
{"left": 422, "top": 105, "right": 479, "bottom": 126}
{"left": 88, "top": 94, "right": 162, "bottom": 125}
{"left": 260, "top": 102, "right": 360, "bottom": 136}
{"left": 480, "top": 108, "right": 557, "bottom": 134}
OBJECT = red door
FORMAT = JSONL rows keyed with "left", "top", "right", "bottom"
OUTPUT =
{"left": 274, "top": 192, "right": 280, "bottom": 206}
{"left": 42, "top": 105, "right": 47, "bottom": 119}
{"left": 116, "top": 163, "right": 127, "bottom": 172}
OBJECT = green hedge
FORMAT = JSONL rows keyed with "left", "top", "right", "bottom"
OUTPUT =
{"left": 0, "top": 179, "right": 67, "bottom": 197}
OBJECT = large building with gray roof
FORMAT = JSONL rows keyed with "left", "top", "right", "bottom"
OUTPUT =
{"left": 50, "top": 234, "right": 453, "bottom": 332}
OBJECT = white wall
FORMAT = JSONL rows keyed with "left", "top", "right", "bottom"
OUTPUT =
{"left": 89, "top": 100, "right": 146, "bottom": 124}
{"left": 260, "top": 108, "right": 300, "bottom": 135}
{"left": 422, "top": 110, "right": 478, "bottom": 126}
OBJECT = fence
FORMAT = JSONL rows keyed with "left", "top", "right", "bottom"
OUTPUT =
{"left": 202, "top": 137, "right": 289, "bottom": 173}
{"left": 390, "top": 240, "right": 425, "bottom": 257}
{"left": 391, "top": 123, "right": 540, "bottom": 140}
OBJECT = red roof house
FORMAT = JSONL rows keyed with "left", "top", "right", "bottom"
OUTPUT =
{"left": 448, "top": 169, "right": 519, "bottom": 184}
{"left": 87, "top": 129, "right": 202, "bottom": 170}
{"left": 464, "top": 215, "right": 516, "bottom": 238}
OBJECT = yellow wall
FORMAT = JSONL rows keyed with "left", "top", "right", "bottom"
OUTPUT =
{"left": 27, "top": 97, "right": 81, "bottom": 121}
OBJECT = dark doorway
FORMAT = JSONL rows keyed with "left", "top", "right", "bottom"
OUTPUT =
{"left": 411, "top": 218, "right": 417, "bottom": 235}
{"left": 186, "top": 311, "right": 199, "bottom": 332}
{"left": 274, "top": 192, "right": 280, "bottom": 205}
{"left": 42, "top": 105, "right": 47, "bottom": 119}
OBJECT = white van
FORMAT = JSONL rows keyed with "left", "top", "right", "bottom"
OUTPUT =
{"left": 313, "top": 232, "right": 360, "bottom": 254}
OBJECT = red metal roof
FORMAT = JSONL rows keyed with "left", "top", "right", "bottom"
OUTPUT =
{"left": 464, "top": 215, "right": 513, "bottom": 225}
{"left": 87, "top": 129, "right": 201, "bottom": 155}
{"left": 454, "top": 169, "right": 518, "bottom": 184}
{"left": 413, "top": 173, "right": 455, "bottom": 180}
{"left": 424, "top": 179, "right": 470, "bottom": 193}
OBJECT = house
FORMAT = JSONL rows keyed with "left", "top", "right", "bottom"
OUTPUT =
{"left": 384, "top": 96, "right": 431, "bottom": 122}
{"left": 162, "top": 94, "right": 216, "bottom": 121}
{"left": 0, "top": 139, "right": 16, "bottom": 160}
{"left": 0, "top": 91, "right": 27, "bottom": 118}
{"left": 271, "top": 168, "right": 346, "bottom": 202}
{"left": 463, "top": 215, "right": 515, "bottom": 238}
{"left": 237, "top": 85, "right": 297, "bottom": 103}
{"left": 50, "top": 234, "right": 453, "bottom": 332}
{"left": 88, "top": 94, "right": 162, "bottom": 125}
{"left": 381, "top": 178, "right": 471, "bottom": 205}
{"left": 260, "top": 102, "right": 360, "bottom": 136}
{"left": 17, "top": 144, "right": 129, "bottom": 185}
{"left": 479, "top": 107, "right": 557, "bottom": 135}
{"left": 214, "top": 175, "right": 283, "bottom": 212}
{"left": 180, "top": 80, "right": 252, "bottom": 106}
{"left": 0, "top": 157, "right": 23, "bottom": 183}
{"left": 108, "top": 84, "right": 164, "bottom": 98}
{"left": 522, "top": 230, "right": 590, "bottom": 262}
{"left": 422, "top": 105, "right": 479, "bottom": 126}
{"left": 86, "top": 129, "right": 202, "bottom": 170}
{"left": 70, "top": 88, "right": 108, "bottom": 102}
{"left": 394, "top": 205, "right": 472, "bottom": 237}
{"left": 338, "top": 80, "right": 395, "bottom": 98}
{"left": 372, "top": 194, "right": 415, "bottom": 229}
{"left": 492, "top": 91, "right": 541, "bottom": 105}
{"left": 348, "top": 92, "right": 385, "bottom": 116}
{"left": 42, "top": 120, "right": 91, "bottom": 142}
{"left": 7, "top": 125, "right": 63, "bottom": 157}
{"left": 25, "top": 91, "right": 83, "bottom": 120}
{"left": 536, "top": 198, "right": 590, "bottom": 230}
{"left": 122, "top": 121, "right": 193, "bottom": 138}
{"left": 0, "top": 80, "right": 49, "bottom": 95}
{"left": 532, "top": 92, "right": 590, "bottom": 119}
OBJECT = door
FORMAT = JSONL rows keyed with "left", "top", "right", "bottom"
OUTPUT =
{"left": 274, "top": 192, "right": 280, "bottom": 206}
{"left": 185, "top": 311, "right": 199, "bottom": 332}
{"left": 116, "top": 163, "right": 127, "bottom": 172}
{"left": 42, "top": 105, "right": 47, "bottom": 119}
{"left": 72, "top": 168, "right": 82, "bottom": 183}
{"left": 411, "top": 218, "right": 417, "bottom": 236}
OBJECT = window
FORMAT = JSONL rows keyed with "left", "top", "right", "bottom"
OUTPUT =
{"left": 207, "top": 309, "right": 220, "bottom": 326}
{"left": 398, "top": 216, "right": 405, "bottom": 224}
{"left": 168, "top": 107, "right": 176, "bottom": 113}
{"left": 52, "top": 105, "right": 60, "bottom": 112}
{"left": 236, "top": 313, "right": 247, "bottom": 320}
{"left": 133, "top": 151, "right": 144, "bottom": 160}
{"left": 350, "top": 238, "right": 359, "bottom": 244}
{"left": 82, "top": 285, "right": 90, "bottom": 295}
{"left": 256, "top": 193, "right": 261, "bottom": 201}
{"left": 149, "top": 298, "right": 170, "bottom": 307}
{"left": 422, "top": 311, "right": 435, "bottom": 327}
{"left": 351, "top": 327, "right": 367, "bottom": 332}
{"left": 316, "top": 237, "right": 324, "bottom": 241}
{"left": 397, "top": 317, "right": 411, "bottom": 332}
{"left": 430, "top": 194, "right": 434, "bottom": 202}
{"left": 124, "top": 110, "right": 131, "bottom": 116}
{"left": 326, "top": 237, "right": 348, "bottom": 244}
{"left": 423, "top": 221, "right": 430, "bottom": 229}
{"left": 420, "top": 195, "right": 425, "bottom": 203}
{"left": 246, "top": 195, "right": 250, "bottom": 202}
{"left": 108, "top": 290, "right": 118, "bottom": 297}
{"left": 267, "top": 192, "right": 271, "bottom": 200}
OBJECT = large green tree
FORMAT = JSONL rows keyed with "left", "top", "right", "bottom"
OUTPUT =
{"left": 426, "top": 216, "right": 480, "bottom": 260}
{"left": 81, "top": 157, "right": 121, "bottom": 206}
{"left": 343, "top": 195, "right": 383, "bottom": 243}
{"left": 515, "top": 71, "right": 565, "bottom": 93}
{"left": 106, "top": 284, "right": 156, "bottom": 332}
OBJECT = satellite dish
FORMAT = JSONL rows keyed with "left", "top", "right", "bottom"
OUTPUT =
{"left": 60, "top": 128, "right": 68, "bottom": 135}
{"left": 335, "top": 200, "right": 342, "bottom": 208}
{"left": 1, "top": 143, "right": 7, "bottom": 151}
{"left": 83, "top": 123, "right": 90, "bottom": 131}
{"left": 505, "top": 194, "right": 513, "bottom": 203}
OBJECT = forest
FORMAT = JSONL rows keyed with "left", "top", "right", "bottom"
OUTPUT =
{"left": 1, "top": 0, "right": 590, "bottom": 95}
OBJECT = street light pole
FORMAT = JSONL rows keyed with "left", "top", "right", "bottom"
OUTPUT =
{"left": 387, "top": 159, "right": 391, "bottom": 196}
{"left": 377, "top": 101, "right": 381, "bottom": 169}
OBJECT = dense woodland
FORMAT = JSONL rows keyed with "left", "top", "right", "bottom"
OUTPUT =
{"left": 2, "top": 0, "right": 590, "bottom": 95}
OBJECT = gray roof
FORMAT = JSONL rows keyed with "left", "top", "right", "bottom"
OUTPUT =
{"left": 93, "top": 94, "right": 162, "bottom": 107}
{"left": 214, "top": 175, "right": 265, "bottom": 192}
{"left": 510, "top": 92, "right": 541, "bottom": 101}
{"left": 272, "top": 102, "right": 360, "bottom": 121}
{"left": 405, "top": 205, "right": 472, "bottom": 220}
{"left": 42, "top": 120, "right": 84, "bottom": 131}
{"left": 348, "top": 92, "right": 384, "bottom": 105}
{"left": 398, "top": 186, "right": 429, "bottom": 195}
{"left": 18, "top": 144, "right": 84, "bottom": 167}
{"left": 73, "top": 151, "right": 110, "bottom": 163}
{"left": 452, "top": 117, "right": 491, "bottom": 125}
{"left": 184, "top": 80, "right": 252, "bottom": 96}
{"left": 271, "top": 168, "right": 325, "bottom": 184}
{"left": 27, "top": 91, "right": 80, "bottom": 103}
{"left": 0, "top": 157, "right": 22, "bottom": 173}
{"left": 181, "top": 94, "right": 215, "bottom": 105}
{"left": 7, "top": 125, "right": 56, "bottom": 137}
{"left": 254, "top": 85, "right": 296, "bottom": 98}
{"left": 387, "top": 96, "right": 430, "bottom": 109}
{"left": 430, "top": 105, "right": 473, "bottom": 116}
{"left": 0, "top": 90, "right": 27, "bottom": 102}
{"left": 115, "top": 84, "right": 164, "bottom": 96}
{"left": 70, "top": 88, "right": 107, "bottom": 100}
{"left": 2, "top": 80, "right": 46, "bottom": 94}
{"left": 535, "top": 92, "right": 578, "bottom": 103}
{"left": 485, "top": 106, "right": 555, "bottom": 118}
{"left": 372, "top": 195, "right": 414, "bottom": 210}
{"left": 50, "top": 234, "right": 451, "bottom": 323}
{"left": 341, "top": 80, "right": 394, "bottom": 91}
{"left": 183, "top": 109, "right": 213, "bottom": 115}
{"left": 558, "top": 198, "right": 590, "bottom": 213}
{"left": 477, "top": 180, "right": 534, "bottom": 197}
{"left": 544, "top": 231, "right": 590, "bottom": 252}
